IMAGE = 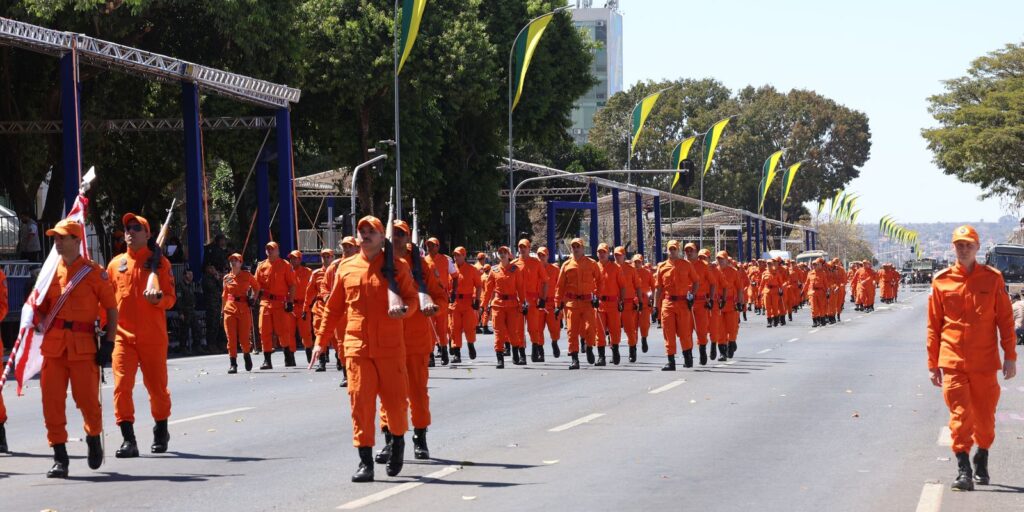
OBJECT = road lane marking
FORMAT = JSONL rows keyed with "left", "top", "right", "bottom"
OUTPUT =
{"left": 808, "top": 329, "right": 819, "bottom": 334}
{"left": 168, "top": 407, "right": 256, "bottom": 426}
{"left": 757, "top": 349, "right": 772, "bottom": 354}
{"left": 937, "top": 426, "right": 951, "bottom": 446}
{"left": 549, "top": 413, "right": 605, "bottom": 432}
{"left": 787, "top": 338, "right": 799, "bottom": 343}
{"left": 337, "top": 465, "right": 461, "bottom": 510}
{"left": 915, "top": 483, "right": 943, "bottom": 512}
{"left": 649, "top": 380, "right": 685, "bottom": 394}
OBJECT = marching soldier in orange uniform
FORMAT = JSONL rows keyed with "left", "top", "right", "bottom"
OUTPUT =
{"left": 108, "top": 213, "right": 175, "bottom": 459}
{"left": 537, "top": 247, "right": 562, "bottom": 357}
{"left": 287, "top": 250, "right": 315, "bottom": 363}
{"left": 716, "top": 252, "right": 745, "bottom": 359}
{"left": 595, "top": 243, "right": 625, "bottom": 366}
{"left": 848, "top": 261, "right": 861, "bottom": 307}
{"left": 704, "top": 251, "right": 725, "bottom": 363}
{"left": 928, "top": 225, "right": 1017, "bottom": 491}
{"left": 322, "top": 237, "right": 359, "bottom": 376}
{"left": 424, "top": 238, "right": 453, "bottom": 363}
{"left": 484, "top": 246, "right": 527, "bottom": 368}
{"left": 305, "top": 249, "right": 334, "bottom": 371}
{"left": 633, "top": 255, "right": 655, "bottom": 356}
{"left": 222, "top": 253, "right": 258, "bottom": 373}
{"left": 761, "top": 259, "right": 785, "bottom": 327}
{"left": 655, "top": 240, "right": 699, "bottom": 370}
{"left": 38, "top": 220, "right": 118, "bottom": 478}
{"left": 0, "top": 266, "right": 7, "bottom": 454}
{"left": 312, "top": 216, "right": 418, "bottom": 482}
{"left": 615, "top": 246, "right": 642, "bottom": 364}
{"left": 805, "top": 258, "right": 829, "bottom": 327}
{"left": 375, "top": 220, "right": 445, "bottom": 463}
{"left": 854, "top": 260, "right": 878, "bottom": 312}
{"left": 833, "top": 258, "right": 847, "bottom": 324}
{"left": 255, "top": 241, "right": 297, "bottom": 369}
{"left": 555, "top": 238, "right": 602, "bottom": 369}
{"left": 449, "top": 247, "right": 483, "bottom": 363}
{"left": 513, "top": 239, "right": 550, "bottom": 363}
{"left": 685, "top": 244, "right": 714, "bottom": 360}
{"left": 473, "top": 252, "right": 493, "bottom": 335}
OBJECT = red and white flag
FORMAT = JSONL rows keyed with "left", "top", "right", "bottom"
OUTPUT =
{"left": 1, "top": 170, "right": 94, "bottom": 395}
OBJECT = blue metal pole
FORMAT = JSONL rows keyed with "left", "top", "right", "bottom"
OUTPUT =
{"left": 635, "top": 192, "right": 644, "bottom": 258}
{"left": 181, "top": 82, "right": 206, "bottom": 273}
{"left": 612, "top": 189, "right": 621, "bottom": 248}
{"left": 589, "top": 182, "right": 599, "bottom": 258}
{"left": 761, "top": 219, "right": 769, "bottom": 255}
{"left": 60, "top": 52, "right": 82, "bottom": 214}
{"left": 737, "top": 221, "right": 744, "bottom": 262}
{"left": 547, "top": 201, "right": 556, "bottom": 263}
{"left": 752, "top": 217, "right": 759, "bottom": 259}
{"left": 256, "top": 159, "right": 270, "bottom": 254}
{"left": 276, "top": 108, "right": 297, "bottom": 254}
{"left": 812, "top": 231, "right": 817, "bottom": 251}
{"left": 745, "top": 216, "right": 753, "bottom": 261}
{"left": 653, "top": 195, "right": 662, "bottom": 263}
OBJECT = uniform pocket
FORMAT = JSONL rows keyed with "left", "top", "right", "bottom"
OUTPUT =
{"left": 941, "top": 291, "right": 964, "bottom": 318}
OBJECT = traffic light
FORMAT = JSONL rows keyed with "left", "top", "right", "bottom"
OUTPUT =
{"left": 677, "top": 158, "right": 696, "bottom": 192}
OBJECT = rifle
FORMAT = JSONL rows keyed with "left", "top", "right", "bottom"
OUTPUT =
{"left": 382, "top": 188, "right": 406, "bottom": 313}
{"left": 409, "top": 199, "right": 437, "bottom": 314}
{"left": 147, "top": 197, "right": 177, "bottom": 298}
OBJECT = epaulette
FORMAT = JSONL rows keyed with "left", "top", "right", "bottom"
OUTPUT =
{"left": 933, "top": 267, "right": 953, "bottom": 280}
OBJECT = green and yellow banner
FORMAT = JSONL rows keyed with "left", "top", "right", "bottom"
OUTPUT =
{"left": 830, "top": 190, "right": 845, "bottom": 217}
{"left": 397, "top": 0, "right": 428, "bottom": 76}
{"left": 670, "top": 135, "right": 698, "bottom": 190}
{"left": 757, "top": 150, "right": 785, "bottom": 213}
{"left": 630, "top": 89, "right": 667, "bottom": 157}
{"left": 511, "top": 11, "right": 557, "bottom": 111}
{"left": 702, "top": 117, "right": 732, "bottom": 176}
{"left": 780, "top": 161, "right": 803, "bottom": 206}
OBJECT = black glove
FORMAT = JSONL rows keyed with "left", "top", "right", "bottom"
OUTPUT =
{"left": 592, "top": 297, "right": 600, "bottom": 309}
{"left": 778, "top": 289, "right": 784, "bottom": 297}
{"left": 472, "top": 298, "right": 480, "bottom": 310}
{"left": 520, "top": 302, "right": 529, "bottom": 315}
{"left": 537, "top": 298, "right": 546, "bottom": 309}
{"left": 798, "top": 283, "right": 803, "bottom": 289}
{"left": 826, "top": 290, "right": 831, "bottom": 299}
{"left": 554, "top": 305, "right": 563, "bottom": 319}
{"left": 634, "top": 299, "right": 641, "bottom": 311}
{"left": 248, "top": 296, "right": 258, "bottom": 309}
{"left": 686, "top": 293, "right": 694, "bottom": 310}
{"left": 95, "top": 340, "right": 114, "bottom": 367}
{"left": 617, "top": 300, "right": 624, "bottom": 312}
{"left": 648, "top": 296, "right": 654, "bottom": 308}
{"left": 449, "top": 293, "right": 456, "bottom": 304}
{"left": 850, "top": 294, "right": 855, "bottom": 302}
{"left": 735, "top": 302, "right": 743, "bottom": 312}
{"left": 301, "top": 311, "right": 307, "bottom": 320}
{"left": 284, "top": 301, "right": 294, "bottom": 313}
{"left": 719, "top": 297, "right": 726, "bottom": 310}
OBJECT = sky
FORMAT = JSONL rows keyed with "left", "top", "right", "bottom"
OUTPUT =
{"left": 613, "top": 0, "right": 1024, "bottom": 223}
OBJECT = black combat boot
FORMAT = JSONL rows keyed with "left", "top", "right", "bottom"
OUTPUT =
{"left": 243, "top": 353, "right": 253, "bottom": 372}
{"left": 152, "top": 419, "right": 170, "bottom": 453}
{"left": 586, "top": 345, "right": 596, "bottom": 364}
{"left": 260, "top": 352, "right": 273, "bottom": 370}
{"left": 509, "top": 346, "right": 520, "bottom": 365}
{"left": 47, "top": 443, "right": 70, "bottom": 478}
{"left": 228, "top": 357, "right": 238, "bottom": 374}
{"left": 682, "top": 349, "right": 694, "bottom": 368}
{"left": 530, "top": 344, "right": 539, "bottom": 362}
{"left": 0, "top": 423, "right": 7, "bottom": 453}
{"left": 337, "top": 353, "right": 344, "bottom": 371}
{"left": 767, "top": 316, "right": 774, "bottom": 328}
{"left": 568, "top": 352, "right": 580, "bottom": 370}
{"left": 339, "top": 366, "right": 348, "bottom": 388}
{"left": 952, "top": 451, "right": 974, "bottom": 491}
{"left": 304, "top": 347, "right": 313, "bottom": 364}
{"left": 780, "top": 315, "right": 786, "bottom": 326}
{"left": 496, "top": 351, "right": 505, "bottom": 369}
{"left": 973, "top": 448, "right": 990, "bottom": 485}
{"left": 595, "top": 346, "right": 607, "bottom": 366}
{"left": 386, "top": 435, "right": 405, "bottom": 477}
{"left": 316, "top": 353, "right": 328, "bottom": 372}
{"left": 661, "top": 355, "right": 676, "bottom": 371}
{"left": 503, "top": 342, "right": 511, "bottom": 357}
{"left": 641, "top": 337, "right": 649, "bottom": 353}
{"left": 467, "top": 342, "right": 477, "bottom": 360}
{"left": 429, "top": 353, "right": 436, "bottom": 367}
{"left": 628, "top": 345, "right": 637, "bottom": 363}
{"left": 728, "top": 341, "right": 737, "bottom": 358}
{"left": 515, "top": 346, "right": 528, "bottom": 366}
{"left": 451, "top": 347, "right": 462, "bottom": 364}
{"left": 375, "top": 427, "right": 393, "bottom": 464}
{"left": 611, "top": 345, "right": 621, "bottom": 365}
{"left": 698, "top": 344, "right": 708, "bottom": 366}
{"left": 710, "top": 342, "right": 718, "bottom": 360}
{"left": 788, "top": 311, "right": 793, "bottom": 322}
{"left": 116, "top": 422, "right": 139, "bottom": 458}
{"left": 352, "top": 447, "right": 375, "bottom": 482}
{"left": 551, "top": 340, "right": 561, "bottom": 358}
{"left": 717, "top": 344, "right": 729, "bottom": 362}
{"left": 536, "top": 344, "right": 546, "bottom": 362}
{"left": 86, "top": 434, "right": 103, "bottom": 469}
{"left": 438, "top": 344, "right": 449, "bottom": 366}
{"left": 284, "top": 348, "right": 297, "bottom": 367}
{"left": 413, "top": 428, "right": 430, "bottom": 460}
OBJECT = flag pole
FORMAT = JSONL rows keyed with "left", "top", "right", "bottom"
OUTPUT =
{"left": 393, "top": 0, "right": 403, "bottom": 220}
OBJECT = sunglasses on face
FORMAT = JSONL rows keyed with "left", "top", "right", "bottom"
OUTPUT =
{"left": 124, "top": 223, "right": 144, "bottom": 232}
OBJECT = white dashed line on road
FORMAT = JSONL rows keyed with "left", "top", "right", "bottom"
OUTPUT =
{"left": 915, "top": 482, "right": 943, "bottom": 512}
{"left": 549, "top": 413, "right": 605, "bottom": 432}
{"left": 337, "top": 465, "right": 462, "bottom": 510}
{"left": 757, "top": 349, "right": 773, "bottom": 354}
{"left": 808, "top": 329, "right": 819, "bottom": 334}
{"left": 937, "top": 426, "right": 952, "bottom": 446}
{"left": 649, "top": 380, "right": 686, "bottom": 394}
{"left": 787, "top": 338, "right": 799, "bottom": 343}
{"left": 168, "top": 407, "right": 255, "bottom": 426}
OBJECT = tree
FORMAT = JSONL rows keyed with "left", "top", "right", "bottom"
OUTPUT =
{"left": 589, "top": 79, "right": 872, "bottom": 222}
{"left": 922, "top": 42, "right": 1024, "bottom": 208}
{"left": 815, "top": 220, "right": 874, "bottom": 264}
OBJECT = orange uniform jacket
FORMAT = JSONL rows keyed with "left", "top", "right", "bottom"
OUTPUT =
{"left": 107, "top": 247, "right": 176, "bottom": 344}
{"left": 655, "top": 259, "right": 699, "bottom": 303}
{"left": 41, "top": 257, "right": 117, "bottom": 361}
{"left": 556, "top": 256, "right": 602, "bottom": 307}
{"left": 512, "top": 255, "right": 549, "bottom": 302}
{"left": 256, "top": 258, "right": 296, "bottom": 306}
{"left": 450, "top": 262, "right": 483, "bottom": 306}
{"left": 305, "top": 267, "right": 327, "bottom": 316}
{"left": 222, "top": 271, "right": 258, "bottom": 315}
{"left": 718, "top": 266, "right": 744, "bottom": 304}
{"left": 484, "top": 263, "right": 526, "bottom": 309}
{"left": 927, "top": 264, "right": 1017, "bottom": 372}
{"left": 292, "top": 265, "right": 312, "bottom": 309}
{"left": 401, "top": 253, "right": 448, "bottom": 354}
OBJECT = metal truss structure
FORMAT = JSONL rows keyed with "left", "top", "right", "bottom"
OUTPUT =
{"left": 0, "top": 116, "right": 275, "bottom": 134}
{"left": 499, "top": 187, "right": 588, "bottom": 197}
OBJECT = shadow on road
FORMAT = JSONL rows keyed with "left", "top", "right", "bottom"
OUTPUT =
{"left": 415, "top": 457, "right": 539, "bottom": 470}
{"left": 163, "top": 451, "right": 282, "bottom": 463}
{"left": 979, "top": 483, "right": 1024, "bottom": 493}
{"left": 66, "top": 471, "right": 243, "bottom": 483}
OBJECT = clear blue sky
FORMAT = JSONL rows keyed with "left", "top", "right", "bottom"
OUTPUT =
{"left": 612, "top": 0, "right": 1023, "bottom": 223}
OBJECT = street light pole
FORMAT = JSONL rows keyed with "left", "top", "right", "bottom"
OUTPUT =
{"left": 350, "top": 154, "right": 389, "bottom": 234}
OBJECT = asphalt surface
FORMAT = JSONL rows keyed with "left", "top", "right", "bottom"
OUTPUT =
{"left": 2, "top": 287, "right": 1023, "bottom": 511}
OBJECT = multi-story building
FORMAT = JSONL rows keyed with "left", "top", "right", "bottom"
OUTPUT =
{"left": 569, "top": 1, "right": 623, "bottom": 145}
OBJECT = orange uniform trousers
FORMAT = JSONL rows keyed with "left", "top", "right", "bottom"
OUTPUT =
{"left": 621, "top": 302, "right": 639, "bottom": 346}
{"left": 565, "top": 304, "right": 598, "bottom": 354}
{"left": 223, "top": 308, "right": 253, "bottom": 357}
{"left": 41, "top": 354, "right": 102, "bottom": 445}
{"left": 346, "top": 356, "right": 408, "bottom": 447}
{"left": 491, "top": 306, "right": 525, "bottom": 351}
{"left": 709, "top": 305, "right": 724, "bottom": 344}
{"left": 448, "top": 303, "right": 477, "bottom": 348}
{"left": 0, "top": 392, "right": 6, "bottom": 423}
{"left": 762, "top": 287, "right": 784, "bottom": 317}
{"left": 637, "top": 301, "right": 652, "bottom": 339}
{"left": 942, "top": 369, "right": 1000, "bottom": 453}
{"left": 858, "top": 283, "right": 876, "bottom": 307}
{"left": 259, "top": 303, "right": 295, "bottom": 352}
{"left": 431, "top": 310, "right": 450, "bottom": 349}
{"left": 524, "top": 297, "right": 547, "bottom": 345}
{"left": 380, "top": 352, "right": 431, "bottom": 431}
{"left": 113, "top": 342, "right": 171, "bottom": 424}
{"left": 693, "top": 300, "right": 710, "bottom": 346}
{"left": 542, "top": 303, "right": 560, "bottom": 342}
{"left": 292, "top": 301, "right": 313, "bottom": 349}
{"left": 809, "top": 290, "right": 827, "bottom": 319}
{"left": 596, "top": 299, "right": 621, "bottom": 346}
{"left": 661, "top": 302, "right": 694, "bottom": 355}
{"left": 722, "top": 307, "right": 740, "bottom": 342}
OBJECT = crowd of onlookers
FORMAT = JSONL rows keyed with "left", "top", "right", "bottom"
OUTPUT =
{"left": 1013, "top": 292, "right": 1024, "bottom": 345}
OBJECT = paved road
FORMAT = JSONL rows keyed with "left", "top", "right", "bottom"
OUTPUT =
{"left": 2, "top": 287, "right": 1022, "bottom": 511}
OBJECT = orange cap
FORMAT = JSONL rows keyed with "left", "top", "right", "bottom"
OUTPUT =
{"left": 667, "top": 240, "right": 680, "bottom": 250}
{"left": 265, "top": 241, "right": 279, "bottom": 250}
{"left": 632, "top": 254, "right": 644, "bottom": 262}
{"left": 613, "top": 246, "right": 626, "bottom": 255}
{"left": 46, "top": 219, "right": 85, "bottom": 239}
{"left": 684, "top": 242, "right": 697, "bottom": 251}
{"left": 698, "top": 248, "right": 711, "bottom": 258}
{"left": 570, "top": 238, "right": 584, "bottom": 248}
{"left": 952, "top": 225, "right": 979, "bottom": 244}
{"left": 497, "top": 245, "right": 511, "bottom": 255}
{"left": 814, "top": 257, "right": 825, "bottom": 264}
{"left": 517, "top": 238, "right": 531, "bottom": 248}
{"left": 228, "top": 252, "right": 243, "bottom": 263}
{"left": 453, "top": 246, "right": 467, "bottom": 256}
{"left": 288, "top": 250, "right": 302, "bottom": 260}
{"left": 341, "top": 236, "right": 357, "bottom": 247}
{"left": 426, "top": 237, "right": 440, "bottom": 246}
{"left": 320, "top": 248, "right": 335, "bottom": 257}
{"left": 537, "top": 246, "right": 549, "bottom": 255}
{"left": 357, "top": 215, "right": 384, "bottom": 233}
{"left": 121, "top": 212, "right": 151, "bottom": 233}
{"left": 483, "top": 264, "right": 491, "bottom": 272}
{"left": 715, "top": 250, "right": 729, "bottom": 259}
{"left": 392, "top": 220, "right": 411, "bottom": 235}
{"left": 597, "top": 242, "right": 610, "bottom": 253}
{"left": 476, "top": 252, "right": 487, "bottom": 259}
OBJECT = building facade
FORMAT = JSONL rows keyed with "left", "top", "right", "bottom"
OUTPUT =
{"left": 569, "top": 1, "right": 623, "bottom": 145}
